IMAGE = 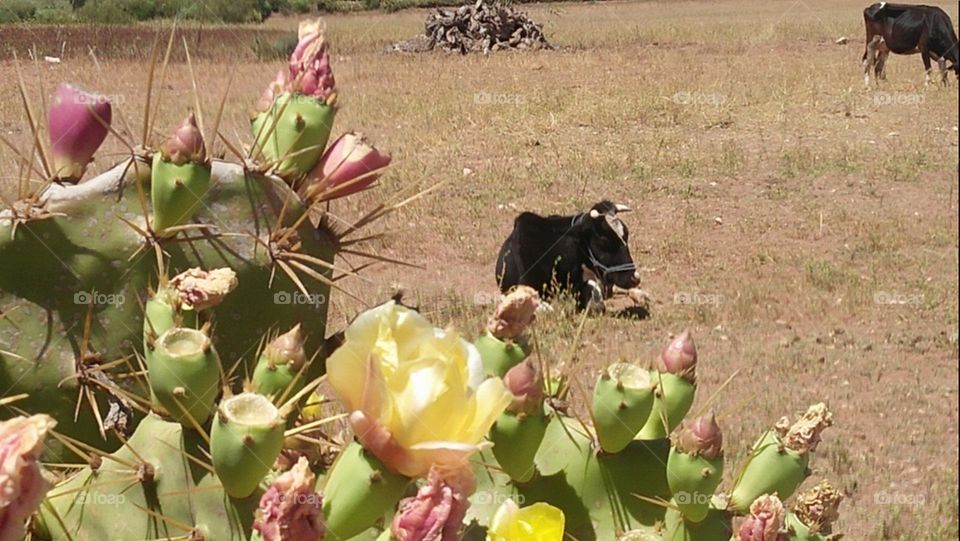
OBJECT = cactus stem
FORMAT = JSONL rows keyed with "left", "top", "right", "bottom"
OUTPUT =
{"left": 169, "top": 393, "right": 212, "bottom": 445}
{"left": 130, "top": 501, "right": 196, "bottom": 534}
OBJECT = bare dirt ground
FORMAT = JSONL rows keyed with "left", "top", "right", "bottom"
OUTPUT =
{"left": 1, "top": 0, "right": 958, "bottom": 538}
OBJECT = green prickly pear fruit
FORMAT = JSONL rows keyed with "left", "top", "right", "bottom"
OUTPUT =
{"left": 637, "top": 331, "right": 698, "bottom": 440}
{"left": 785, "top": 480, "right": 843, "bottom": 541}
{"left": 147, "top": 327, "right": 221, "bottom": 426}
{"left": 475, "top": 332, "right": 531, "bottom": 378}
{"left": 151, "top": 113, "right": 212, "bottom": 237}
{"left": 252, "top": 324, "right": 307, "bottom": 402}
{"left": 321, "top": 441, "right": 411, "bottom": 539}
{"left": 729, "top": 404, "right": 833, "bottom": 514}
{"left": 490, "top": 406, "right": 550, "bottom": 483}
{"left": 592, "top": 363, "right": 656, "bottom": 453}
{"left": 663, "top": 501, "right": 734, "bottom": 541}
{"left": 143, "top": 286, "right": 197, "bottom": 348}
{"left": 210, "top": 392, "right": 286, "bottom": 498}
{"left": 666, "top": 412, "right": 724, "bottom": 523}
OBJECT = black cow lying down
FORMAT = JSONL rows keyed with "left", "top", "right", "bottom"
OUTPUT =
{"left": 862, "top": 2, "right": 960, "bottom": 86}
{"left": 495, "top": 201, "right": 643, "bottom": 311}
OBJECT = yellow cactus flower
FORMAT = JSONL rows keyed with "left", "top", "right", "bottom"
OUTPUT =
{"left": 327, "top": 301, "right": 512, "bottom": 478}
{"left": 487, "top": 499, "right": 565, "bottom": 541}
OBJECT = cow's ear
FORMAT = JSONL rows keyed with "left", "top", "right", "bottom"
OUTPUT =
{"left": 614, "top": 204, "right": 632, "bottom": 213}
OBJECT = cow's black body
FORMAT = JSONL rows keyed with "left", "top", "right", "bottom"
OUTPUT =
{"left": 862, "top": 2, "right": 959, "bottom": 83}
{"left": 495, "top": 201, "right": 639, "bottom": 310}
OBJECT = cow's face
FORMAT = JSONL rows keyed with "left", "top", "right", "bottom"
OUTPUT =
{"left": 584, "top": 202, "right": 641, "bottom": 290}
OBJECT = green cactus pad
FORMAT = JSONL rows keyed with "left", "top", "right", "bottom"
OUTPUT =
{"left": 489, "top": 406, "right": 550, "bottom": 483}
{"left": 592, "top": 363, "right": 655, "bottom": 453}
{"left": 150, "top": 152, "right": 212, "bottom": 237}
{"left": 666, "top": 448, "right": 723, "bottom": 523}
{"left": 474, "top": 331, "right": 531, "bottom": 378}
{"left": 785, "top": 511, "right": 827, "bottom": 541}
{"left": 210, "top": 392, "right": 286, "bottom": 498}
{"left": 637, "top": 372, "right": 696, "bottom": 440}
{"left": 1, "top": 159, "right": 336, "bottom": 460}
{"left": 321, "top": 441, "right": 411, "bottom": 539}
{"left": 253, "top": 92, "right": 336, "bottom": 180}
{"left": 663, "top": 503, "right": 733, "bottom": 541}
{"left": 147, "top": 327, "right": 221, "bottom": 426}
{"left": 728, "top": 431, "right": 809, "bottom": 514}
{"left": 35, "top": 413, "right": 261, "bottom": 541}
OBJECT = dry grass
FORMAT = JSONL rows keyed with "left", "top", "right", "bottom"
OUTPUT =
{"left": 1, "top": 0, "right": 958, "bottom": 538}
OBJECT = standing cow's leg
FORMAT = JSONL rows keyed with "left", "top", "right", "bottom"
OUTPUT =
{"left": 938, "top": 57, "right": 949, "bottom": 86}
{"left": 876, "top": 50, "right": 889, "bottom": 80}
{"left": 864, "top": 35, "right": 883, "bottom": 87}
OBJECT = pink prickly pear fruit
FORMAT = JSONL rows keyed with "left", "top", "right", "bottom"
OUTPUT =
{"left": 303, "top": 132, "right": 391, "bottom": 201}
{"left": 47, "top": 83, "right": 112, "bottom": 182}
{"left": 253, "top": 457, "right": 325, "bottom": 541}
{"left": 0, "top": 414, "right": 56, "bottom": 541}
{"left": 391, "top": 466, "right": 472, "bottom": 541}
{"left": 667, "top": 412, "right": 724, "bottom": 523}
{"left": 657, "top": 330, "right": 697, "bottom": 382}
{"left": 738, "top": 494, "right": 789, "bottom": 541}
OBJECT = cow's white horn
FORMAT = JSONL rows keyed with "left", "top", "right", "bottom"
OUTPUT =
{"left": 615, "top": 204, "right": 632, "bottom": 213}
{"left": 590, "top": 209, "right": 601, "bottom": 218}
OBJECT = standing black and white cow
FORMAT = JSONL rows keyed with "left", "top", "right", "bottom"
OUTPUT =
{"left": 495, "top": 201, "right": 641, "bottom": 311}
{"left": 862, "top": 2, "right": 959, "bottom": 86}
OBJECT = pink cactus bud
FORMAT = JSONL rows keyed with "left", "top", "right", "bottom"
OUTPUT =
{"left": 656, "top": 330, "right": 697, "bottom": 382}
{"left": 265, "top": 324, "right": 306, "bottom": 369}
{"left": 502, "top": 359, "right": 544, "bottom": 415}
{"left": 674, "top": 411, "right": 723, "bottom": 459}
{"left": 47, "top": 83, "right": 112, "bottom": 182}
{"left": 0, "top": 414, "right": 56, "bottom": 541}
{"left": 487, "top": 286, "right": 540, "bottom": 340}
{"left": 256, "top": 70, "right": 286, "bottom": 113}
{"left": 288, "top": 19, "right": 336, "bottom": 100}
{"left": 738, "top": 494, "right": 788, "bottom": 541}
{"left": 160, "top": 113, "right": 206, "bottom": 165}
{"left": 253, "top": 457, "right": 325, "bottom": 541}
{"left": 305, "top": 132, "right": 391, "bottom": 200}
{"left": 391, "top": 466, "right": 473, "bottom": 541}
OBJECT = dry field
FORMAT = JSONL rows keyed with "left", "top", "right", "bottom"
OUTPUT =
{"left": 1, "top": 0, "right": 958, "bottom": 538}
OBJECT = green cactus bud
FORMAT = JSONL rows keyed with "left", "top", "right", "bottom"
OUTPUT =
{"left": 667, "top": 413, "right": 724, "bottom": 523}
{"left": 143, "top": 287, "right": 197, "bottom": 348}
{"left": 150, "top": 151, "right": 212, "bottom": 237}
{"left": 489, "top": 405, "right": 550, "bottom": 483}
{"left": 592, "top": 363, "right": 656, "bottom": 454}
{"left": 729, "top": 404, "right": 833, "bottom": 514}
{"left": 147, "top": 327, "right": 220, "bottom": 426}
{"left": 210, "top": 392, "right": 286, "bottom": 498}
{"left": 253, "top": 92, "right": 336, "bottom": 181}
{"left": 636, "top": 371, "right": 696, "bottom": 440}
{"left": 321, "top": 441, "right": 411, "bottom": 539}
{"left": 252, "top": 324, "right": 307, "bottom": 402}
{"left": 475, "top": 331, "right": 530, "bottom": 378}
